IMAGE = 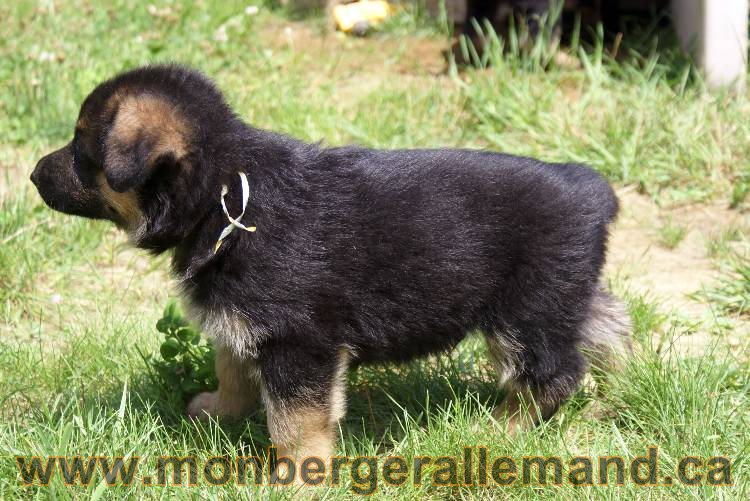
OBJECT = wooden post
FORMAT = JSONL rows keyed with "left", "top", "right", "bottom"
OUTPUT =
{"left": 672, "top": 0, "right": 748, "bottom": 91}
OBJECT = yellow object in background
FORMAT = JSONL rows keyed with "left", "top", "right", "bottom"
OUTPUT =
{"left": 333, "top": 1, "right": 392, "bottom": 35}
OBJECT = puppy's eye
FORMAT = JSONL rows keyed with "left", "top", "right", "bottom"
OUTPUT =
{"left": 71, "top": 138, "right": 99, "bottom": 186}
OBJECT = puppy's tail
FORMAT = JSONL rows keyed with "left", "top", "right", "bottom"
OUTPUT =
{"left": 579, "top": 286, "right": 632, "bottom": 373}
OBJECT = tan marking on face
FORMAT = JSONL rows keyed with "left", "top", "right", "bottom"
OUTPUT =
{"left": 109, "top": 93, "right": 189, "bottom": 165}
{"left": 74, "top": 116, "right": 100, "bottom": 158}
{"left": 96, "top": 172, "right": 143, "bottom": 229}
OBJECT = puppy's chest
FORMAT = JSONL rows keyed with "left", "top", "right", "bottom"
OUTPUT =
{"left": 180, "top": 288, "right": 268, "bottom": 359}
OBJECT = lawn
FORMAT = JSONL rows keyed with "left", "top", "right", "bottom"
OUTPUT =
{"left": 0, "top": 0, "right": 748, "bottom": 499}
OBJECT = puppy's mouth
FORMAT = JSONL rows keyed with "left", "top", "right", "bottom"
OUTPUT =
{"left": 31, "top": 167, "right": 106, "bottom": 220}
{"left": 31, "top": 145, "right": 114, "bottom": 221}
{"left": 34, "top": 185, "right": 106, "bottom": 220}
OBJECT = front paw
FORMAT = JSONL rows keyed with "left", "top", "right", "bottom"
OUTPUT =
{"left": 187, "top": 391, "right": 218, "bottom": 420}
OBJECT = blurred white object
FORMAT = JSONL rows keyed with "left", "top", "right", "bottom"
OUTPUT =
{"left": 672, "top": 0, "right": 748, "bottom": 91}
{"left": 213, "top": 25, "right": 229, "bottom": 43}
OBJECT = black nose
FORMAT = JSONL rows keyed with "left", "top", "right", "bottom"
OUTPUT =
{"left": 30, "top": 160, "right": 43, "bottom": 186}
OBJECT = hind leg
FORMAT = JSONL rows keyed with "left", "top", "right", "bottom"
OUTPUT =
{"left": 486, "top": 286, "right": 632, "bottom": 432}
{"left": 485, "top": 329, "right": 587, "bottom": 434}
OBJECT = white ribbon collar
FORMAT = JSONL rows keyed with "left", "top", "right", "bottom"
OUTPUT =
{"left": 214, "top": 172, "right": 256, "bottom": 253}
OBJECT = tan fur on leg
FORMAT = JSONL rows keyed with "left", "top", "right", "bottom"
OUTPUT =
{"left": 267, "top": 403, "right": 335, "bottom": 485}
{"left": 269, "top": 404, "right": 336, "bottom": 462}
{"left": 492, "top": 387, "right": 535, "bottom": 435}
{"left": 492, "top": 385, "right": 555, "bottom": 435}
{"left": 267, "top": 347, "right": 350, "bottom": 484}
{"left": 187, "top": 345, "right": 261, "bottom": 420}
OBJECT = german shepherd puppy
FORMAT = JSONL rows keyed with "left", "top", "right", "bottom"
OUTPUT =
{"left": 31, "top": 65, "right": 630, "bottom": 471}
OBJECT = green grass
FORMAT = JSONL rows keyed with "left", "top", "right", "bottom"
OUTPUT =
{"left": 1, "top": 0, "right": 749, "bottom": 499}
{"left": 706, "top": 226, "right": 744, "bottom": 259}
{"left": 701, "top": 247, "right": 750, "bottom": 319}
{"left": 696, "top": 230, "right": 749, "bottom": 319}
{"left": 658, "top": 217, "right": 687, "bottom": 250}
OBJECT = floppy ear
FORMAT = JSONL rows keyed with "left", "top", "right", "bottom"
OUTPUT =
{"left": 103, "top": 94, "right": 189, "bottom": 192}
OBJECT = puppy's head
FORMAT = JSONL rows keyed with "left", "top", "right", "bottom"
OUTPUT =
{"left": 31, "top": 65, "right": 231, "bottom": 251}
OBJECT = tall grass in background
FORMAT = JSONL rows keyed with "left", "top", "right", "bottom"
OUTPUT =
{"left": 452, "top": 2, "right": 749, "bottom": 204}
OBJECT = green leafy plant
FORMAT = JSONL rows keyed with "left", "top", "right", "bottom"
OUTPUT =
{"left": 149, "top": 301, "right": 217, "bottom": 399}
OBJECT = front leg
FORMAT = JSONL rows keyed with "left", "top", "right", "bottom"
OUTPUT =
{"left": 187, "top": 345, "right": 261, "bottom": 420}
{"left": 259, "top": 343, "right": 351, "bottom": 484}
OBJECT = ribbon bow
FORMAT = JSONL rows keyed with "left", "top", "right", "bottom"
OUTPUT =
{"left": 214, "top": 172, "right": 256, "bottom": 253}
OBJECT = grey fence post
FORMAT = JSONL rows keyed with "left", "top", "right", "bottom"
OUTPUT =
{"left": 672, "top": 0, "right": 748, "bottom": 91}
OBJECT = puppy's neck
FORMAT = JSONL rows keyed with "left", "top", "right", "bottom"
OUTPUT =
{"left": 169, "top": 126, "right": 313, "bottom": 281}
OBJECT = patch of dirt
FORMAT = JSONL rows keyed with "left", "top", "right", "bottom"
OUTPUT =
{"left": 259, "top": 19, "right": 448, "bottom": 76}
{"left": 252, "top": 18, "right": 452, "bottom": 113}
{"left": 606, "top": 188, "right": 748, "bottom": 354}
